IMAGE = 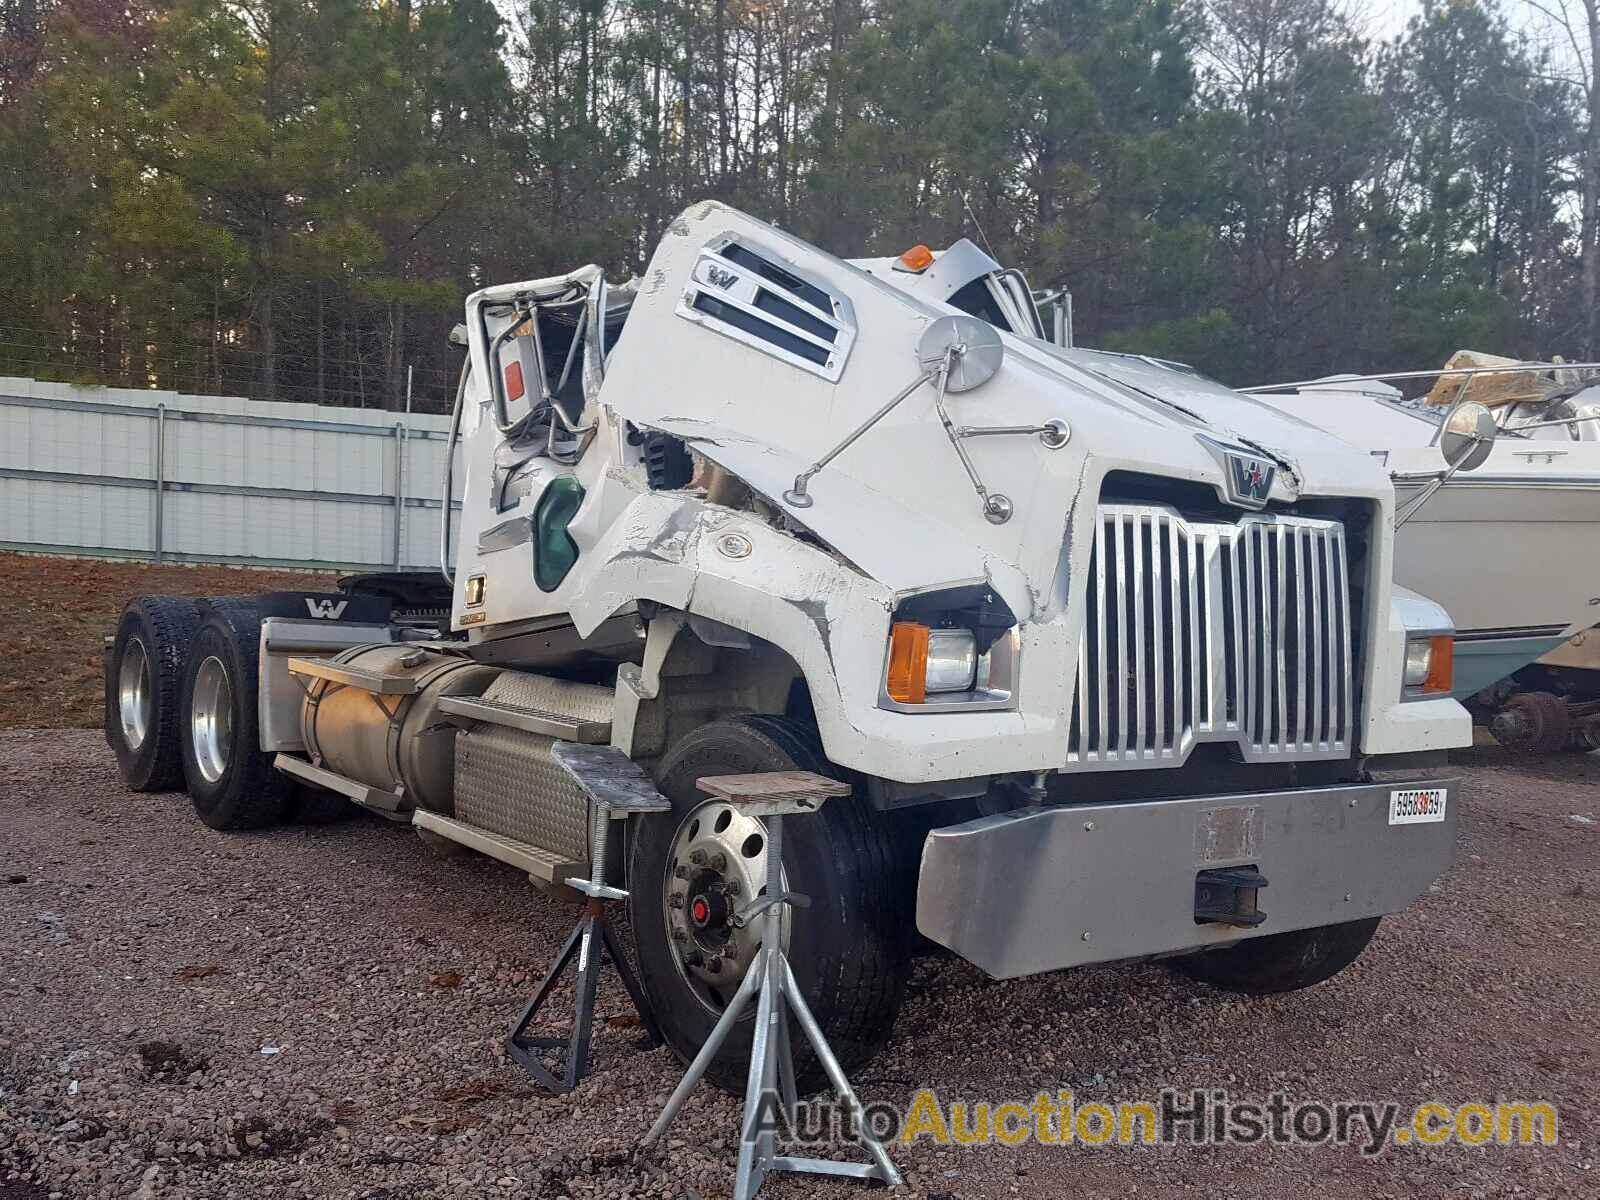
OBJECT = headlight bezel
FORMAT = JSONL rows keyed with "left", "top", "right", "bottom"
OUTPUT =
{"left": 879, "top": 621, "right": 1021, "bottom": 713}
{"left": 1401, "top": 632, "right": 1455, "bottom": 700}
{"left": 1394, "top": 588, "right": 1456, "bottom": 702}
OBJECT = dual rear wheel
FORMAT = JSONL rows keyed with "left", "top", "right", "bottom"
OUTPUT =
{"left": 105, "top": 597, "right": 320, "bottom": 828}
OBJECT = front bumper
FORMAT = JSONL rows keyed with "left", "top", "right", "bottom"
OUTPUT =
{"left": 916, "top": 778, "right": 1458, "bottom": 979}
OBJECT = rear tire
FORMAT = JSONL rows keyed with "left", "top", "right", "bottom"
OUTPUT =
{"left": 628, "top": 714, "right": 913, "bottom": 1095}
{"left": 1173, "top": 917, "right": 1382, "bottom": 995}
{"left": 105, "top": 596, "right": 202, "bottom": 792}
{"left": 179, "top": 605, "right": 289, "bottom": 830}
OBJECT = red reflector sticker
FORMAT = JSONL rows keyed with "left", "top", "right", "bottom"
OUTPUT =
{"left": 504, "top": 360, "right": 525, "bottom": 402}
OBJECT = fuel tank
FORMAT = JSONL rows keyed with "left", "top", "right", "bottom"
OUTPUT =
{"left": 300, "top": 644, "right": 499, "bottom": 814}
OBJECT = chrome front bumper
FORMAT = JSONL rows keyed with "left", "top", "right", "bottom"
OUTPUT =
{"left": 915, "top": 778, "right": 1458, "bottom": 979}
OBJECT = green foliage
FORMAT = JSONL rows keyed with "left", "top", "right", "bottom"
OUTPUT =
{"left": 0, "top": 0, "right": 1584, "bottom": 408}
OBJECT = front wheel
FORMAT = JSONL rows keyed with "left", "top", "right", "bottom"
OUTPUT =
{"left": 1172, "top": 917, "right": 1382, "bottom": 995}
{"left": 627, "top": 715, "right": 913, "bottom": 1094}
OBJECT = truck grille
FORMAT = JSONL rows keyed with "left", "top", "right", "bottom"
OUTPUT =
{"left": 1066, "top": 503, "right": 1355, "bottom": 769}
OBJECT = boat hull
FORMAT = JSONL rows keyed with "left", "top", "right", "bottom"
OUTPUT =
{"left": 1394, "top": 467, "right": 1600, "bottom": 696}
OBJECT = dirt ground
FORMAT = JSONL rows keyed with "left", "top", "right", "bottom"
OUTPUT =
{"left": 1, "top": 727, "right": 1596, "bottom": 1199}
{"left": 0, "top": 554, "right": 335, "bottom": 731}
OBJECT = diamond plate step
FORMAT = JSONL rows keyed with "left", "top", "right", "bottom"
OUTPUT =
{"left": 438, "top": 695, "right": 611, "bottom": 743}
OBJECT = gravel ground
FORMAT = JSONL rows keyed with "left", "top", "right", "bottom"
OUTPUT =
{"left": 2, "top": 730, "right": 1597, "bottom": 1199}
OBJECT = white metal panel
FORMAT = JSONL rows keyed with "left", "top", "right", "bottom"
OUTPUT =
{"left": 0, "top": 380, "right": 454, "bottom": 568}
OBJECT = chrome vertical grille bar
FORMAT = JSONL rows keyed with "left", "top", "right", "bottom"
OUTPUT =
{"left": 1273, "top": 523, "right": 1289, "bottom": 751}
{"left": 1116, "top": 510, "right": 1130, "bottom": 753}
{"left": 1168, "top": 514, "right": 1184, "bottom": 752}
{"left": 1335, "top": 527, "right": 1353, "bottom": 742}
{"left": 1131, "top": 511, "right": 1146, "bottom": 753}
{"left": 1294, "top": 527, "right": 1309, "bottom": 749}
{"left": 1065, "top": 502, "right": 1355, "bottom": 769}
{"left": 1189, "top": 531, "right": 1204, "bottom": 728}
{"left": 1095, "top": 514, "right": 1109, "bottom": 756}
{"left": 1151, "top": 512, "right": 1166, "bottom": 753}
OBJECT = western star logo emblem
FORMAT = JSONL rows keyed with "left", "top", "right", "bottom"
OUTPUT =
{"left": 304, "top": 598, "right": 349, "bottom": 619}
{"left": 1225, "top": 451, "right": 1275, "bottom": 509}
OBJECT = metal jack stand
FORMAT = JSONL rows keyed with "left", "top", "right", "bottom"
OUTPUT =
{"left": 506, "top": 742, "right": 668, "bottom": 1094}
{"left": 641, "top": 771, "right": 904, "bottom": 1200}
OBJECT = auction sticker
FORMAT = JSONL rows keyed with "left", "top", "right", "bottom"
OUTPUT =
{"left": 1389, "top": 787, "right": 1448, "bottom": 825}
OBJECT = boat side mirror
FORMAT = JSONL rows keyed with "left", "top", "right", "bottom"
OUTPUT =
{"left": 1440, "top": 400, "right": 1496, "bottom": 472}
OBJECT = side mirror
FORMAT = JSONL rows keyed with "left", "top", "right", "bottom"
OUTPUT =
{"left": 1440, "top": 400, "right": 1496, "bottom": 472}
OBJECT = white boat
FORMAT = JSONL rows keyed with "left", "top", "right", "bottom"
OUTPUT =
{"left": 1248, "top": 368, "right": 1600, "bottom": 704}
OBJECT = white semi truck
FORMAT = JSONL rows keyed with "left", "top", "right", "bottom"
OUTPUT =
{"left": 105, "top": 201, "right": 1470, "bottom": 1091}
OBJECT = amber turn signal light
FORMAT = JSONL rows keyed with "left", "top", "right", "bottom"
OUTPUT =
{"left": 886, "top": 621, "right": 930, "bottom": 704}
{"left": 1423, "top": 634, "right": 1453, "bottom": 695}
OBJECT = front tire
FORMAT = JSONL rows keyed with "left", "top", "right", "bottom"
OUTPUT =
{"left": 628, "top": 715, "right": 913, "bottom": 1094}
{"left": 1173, "top": 917, "right": 1382, "bottom": 995}
{"left": 179, "top": 605, "right": 289, "bottom": 831}
{"left": 105, "top": 596, "right": 202, "bottom": 792}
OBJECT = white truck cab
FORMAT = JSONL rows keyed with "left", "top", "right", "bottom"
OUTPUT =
{"left": 106, "top": 201, "right": 1470, "bottom": 1092}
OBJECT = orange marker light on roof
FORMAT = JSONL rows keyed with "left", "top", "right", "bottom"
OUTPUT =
{"left": 896, "top": 244, "right": 935, "bottom": 273}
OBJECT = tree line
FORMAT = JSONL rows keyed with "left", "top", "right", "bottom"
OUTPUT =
{"left": 0, "top": 0, "right": 1592, "bottom": 411}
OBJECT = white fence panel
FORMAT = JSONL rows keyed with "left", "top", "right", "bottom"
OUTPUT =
{"left": 0, "top": 377, "right": 461, "bottom": 570}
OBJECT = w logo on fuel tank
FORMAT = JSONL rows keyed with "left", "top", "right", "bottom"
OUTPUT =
{"left": 304, "top": 598, "right": 349, "bottom": 619}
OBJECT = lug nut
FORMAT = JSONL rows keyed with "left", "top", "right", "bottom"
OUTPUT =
{"left": 705, "top": 958, "right": 722, "bottom": 974}
{"left": 710, "top": 852, "right": 728, "bottom": 871}
{"left": 669, "top": 892, "right": 685, "bottom": 909}
{"left": 689, "top": 849, "right": 709, "bottom": 867}
{"left": 671, "top": 928, "right": 688, "bottom": 942}
{"left": 673, "top": 864, "right": 689, "bottom": 880}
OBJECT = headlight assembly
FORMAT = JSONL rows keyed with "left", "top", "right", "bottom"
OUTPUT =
{"left": 882, "top": 621, "right": 1018, "bottom": 712}
{"left": 1403, "top": 634, "right": 1454, "bottom": 699}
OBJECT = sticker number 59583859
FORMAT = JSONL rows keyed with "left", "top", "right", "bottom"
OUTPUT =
{"left": 1389, "top": 787, "right": 1448, "bottom": 825}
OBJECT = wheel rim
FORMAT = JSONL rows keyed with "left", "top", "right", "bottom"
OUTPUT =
{"left": 662, "top": 799, "right": 788, "bottom": 1013}
{"left": 117, "top": 637, "right": 153, "bottom": 751}
{"left": 190, "top": 655, "right": 234, "bottom": 784}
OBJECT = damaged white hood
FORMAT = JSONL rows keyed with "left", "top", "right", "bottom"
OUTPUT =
{"left": 597, "top": 201, "right": 1394, "bottom": 621}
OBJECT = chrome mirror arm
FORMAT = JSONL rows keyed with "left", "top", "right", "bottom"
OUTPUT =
{"left": 783, "top": 314, "right": 1017, "bottom": 520}
{"left": 783, "top": 365, "right": 942, "bottom": 509}
{"left": 928, "top": 358, "right": 1017, "bottom": 524}
{"left": 1394, "top": 434, "right": 1489, "bottom": 528}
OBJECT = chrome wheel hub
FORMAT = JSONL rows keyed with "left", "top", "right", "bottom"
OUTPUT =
{"left": 189, "top": 655, "right": 234, "bottom": 784}
{"left": 663, "top": 798, "right": 787, "bottom": 1011}
{"left": 117, "top": 638, "right": 153, "bottom": 751}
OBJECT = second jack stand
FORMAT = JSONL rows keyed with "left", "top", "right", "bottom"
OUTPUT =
{"left": 641, "top": 771, "right": 904, "bottom": 1200}
{"left": 506, "top": 742, "right": 668, "bottom": 1094}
